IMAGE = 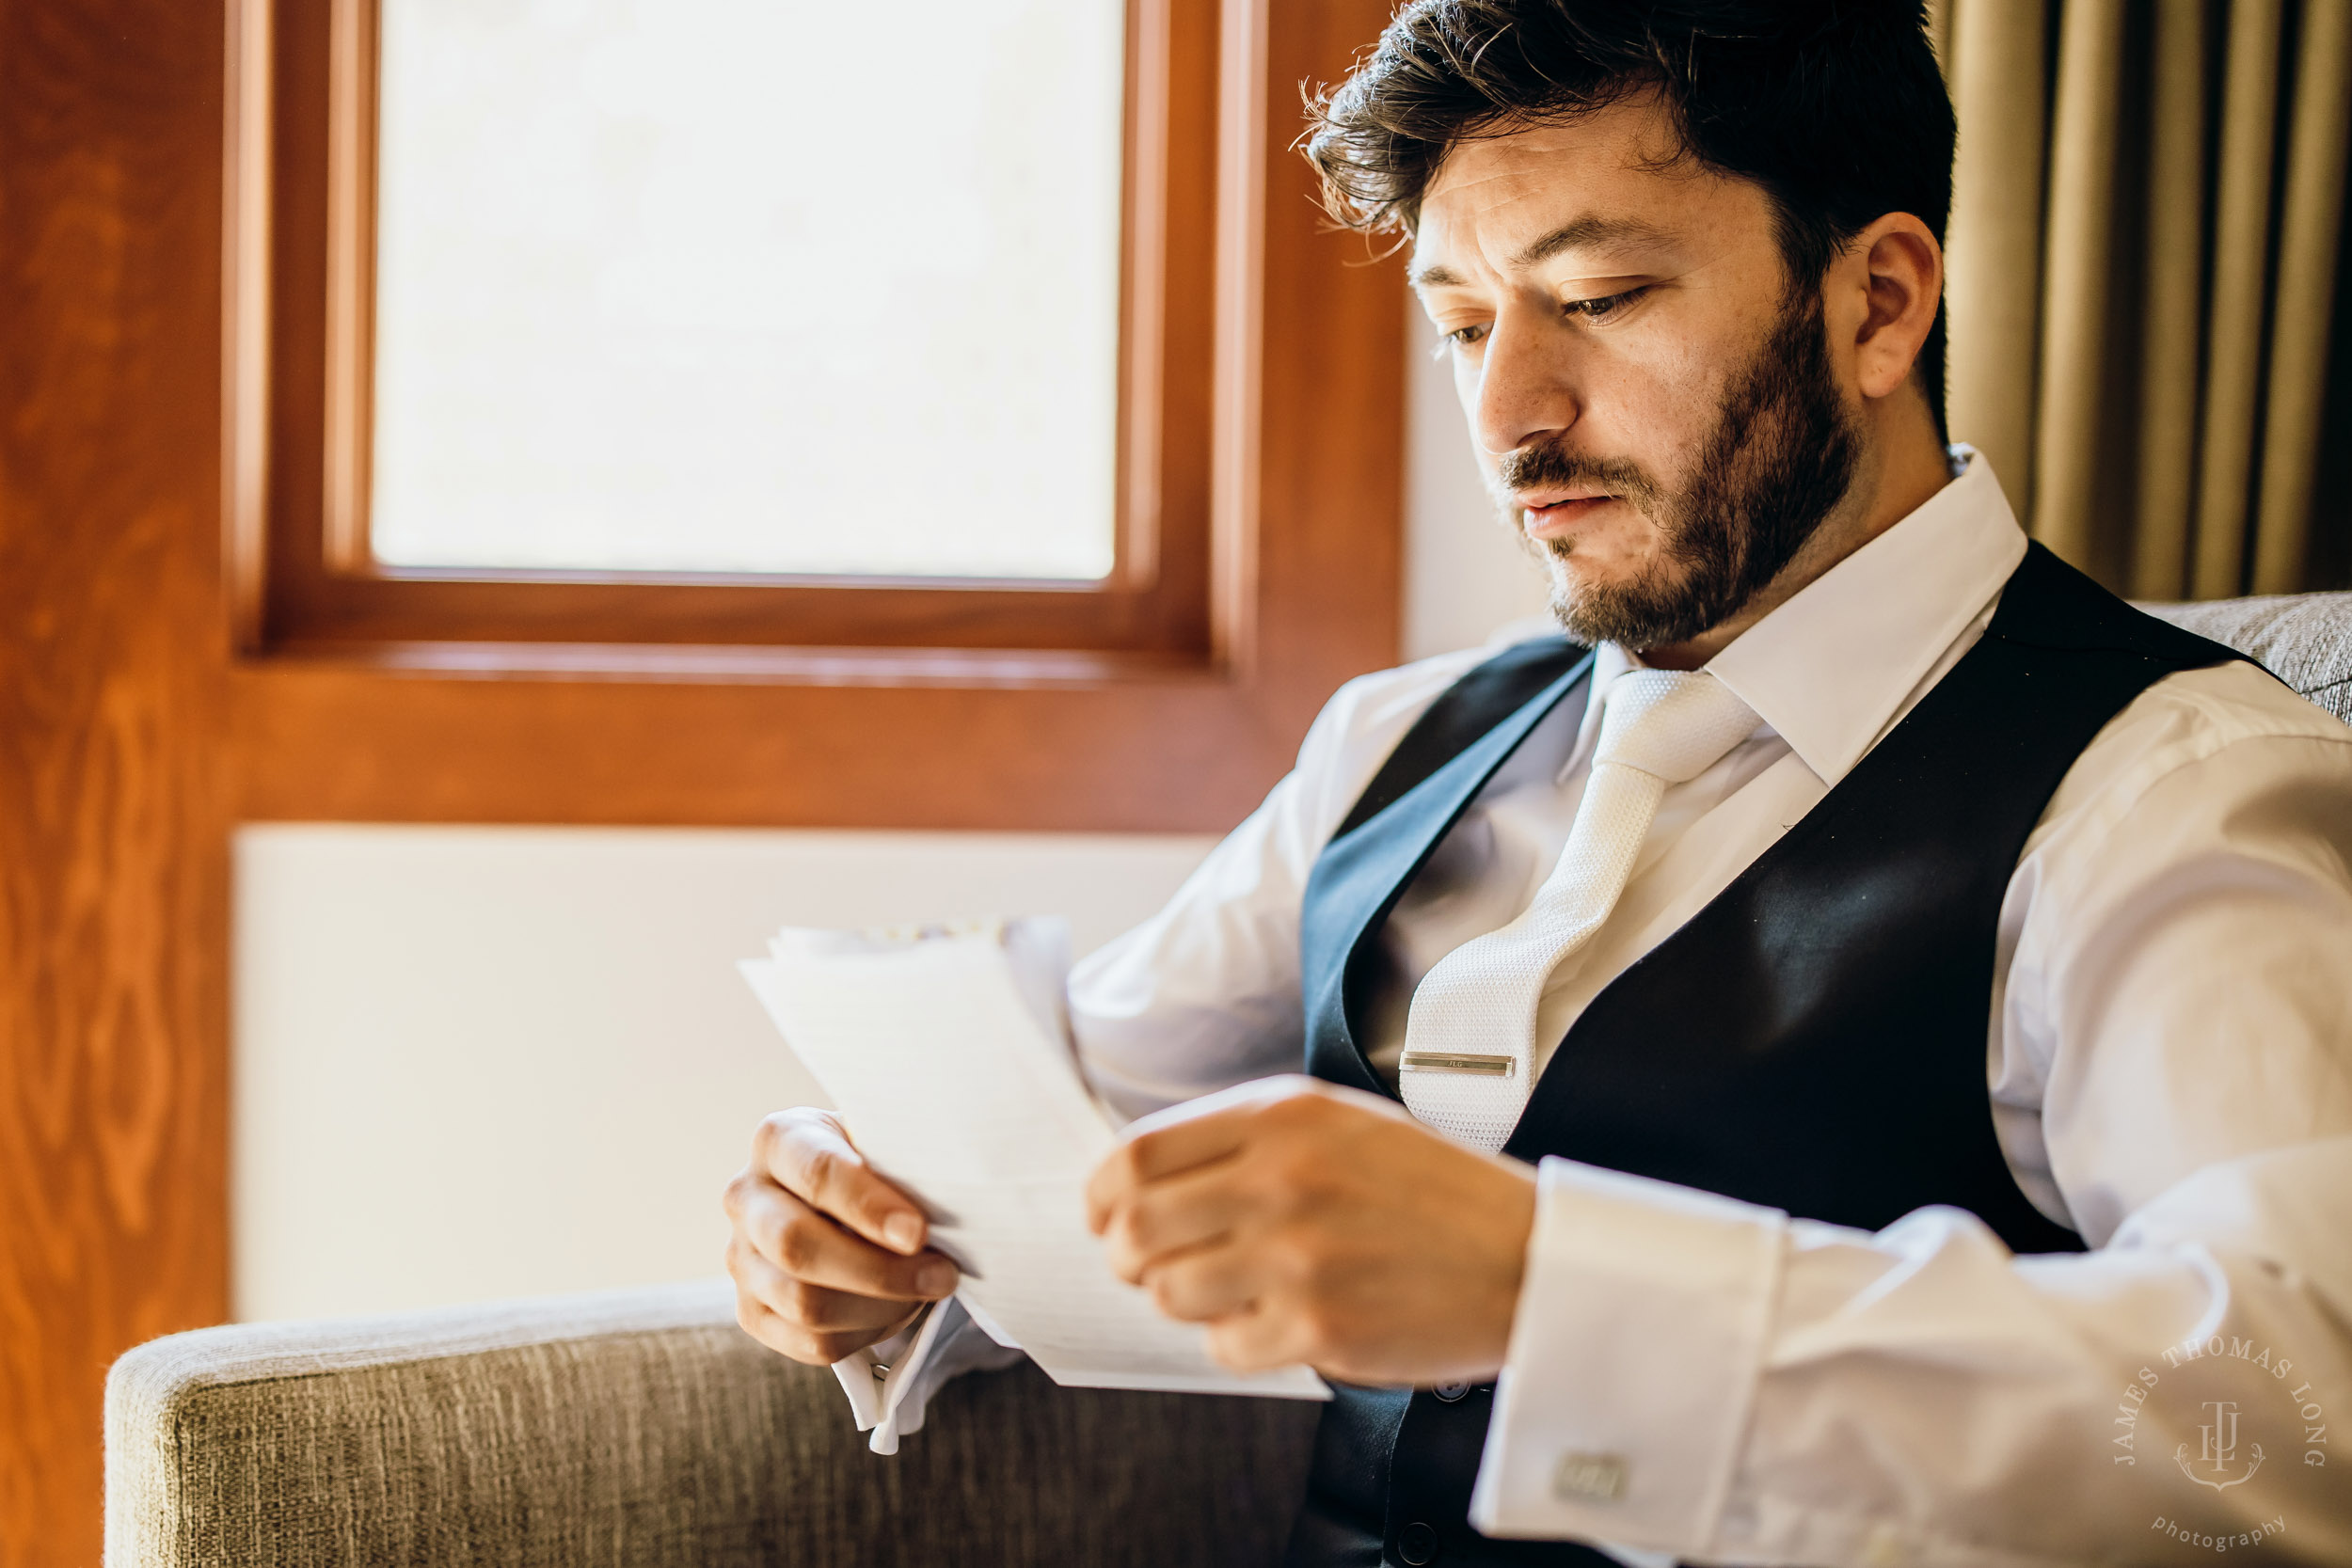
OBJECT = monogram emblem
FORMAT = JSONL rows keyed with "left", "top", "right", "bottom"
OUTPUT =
{"left": 2173, "top": 1399, "right": 2265, "bottom": 1492}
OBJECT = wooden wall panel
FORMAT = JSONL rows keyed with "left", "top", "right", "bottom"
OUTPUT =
{"left": 0, "top": 0, "right": 1402, "bottom": 1560}
{"left": 0, "top": 0, "right": 231, "bottom": 1563}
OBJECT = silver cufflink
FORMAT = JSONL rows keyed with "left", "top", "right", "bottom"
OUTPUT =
{"left": 1553, "top": 1451, "right": 1627, "bottom": 1502}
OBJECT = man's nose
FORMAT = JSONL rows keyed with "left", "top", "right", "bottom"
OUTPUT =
{"left": 1470, "top": 315, "right": 1582, "bottom": 458}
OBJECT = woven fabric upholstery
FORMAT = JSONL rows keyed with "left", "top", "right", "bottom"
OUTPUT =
{"left": 2142, "top": 591, "right": 2352, "bottom": 723}
{"left": 105, "top": 1281, "right": 1320, "bottom": 1568}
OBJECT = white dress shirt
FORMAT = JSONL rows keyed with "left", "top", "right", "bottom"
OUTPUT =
{"left": 850, "top": 451, "right": 2352, "bottom": 1563}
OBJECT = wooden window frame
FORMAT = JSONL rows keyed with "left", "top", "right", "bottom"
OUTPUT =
{"left": 233, "top": 0, "right": 1228, "bottom": 676}
{"left": 224, "top": 0, "right": 1404, "bottom": 832}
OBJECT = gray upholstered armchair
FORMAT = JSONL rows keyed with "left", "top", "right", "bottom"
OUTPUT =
{"left": 104, "top": 592, "right": 2349, "bottom": 1568}
{"left": 105, "top": 1281, "right": 1323, "bottom": 1567}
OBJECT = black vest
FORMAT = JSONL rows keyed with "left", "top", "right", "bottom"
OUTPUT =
{"left": 1285, "top": 545, "right": 2250, "bottom": 1568}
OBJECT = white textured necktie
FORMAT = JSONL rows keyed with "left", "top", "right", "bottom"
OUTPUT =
{"left": 1399, "top": 669, "right": 1760, "bottom": 1151}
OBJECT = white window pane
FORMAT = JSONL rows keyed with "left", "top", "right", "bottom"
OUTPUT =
{"left": 370, "top": 0, "right": 1124, "bottom": 578}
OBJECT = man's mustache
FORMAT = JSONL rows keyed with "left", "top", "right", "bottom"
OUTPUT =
{"left": 1490, "top": 441, "right": 1663, "bottom": 512}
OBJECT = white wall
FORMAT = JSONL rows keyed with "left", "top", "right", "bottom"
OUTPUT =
{"left": 230, "top": 301, "right": 1550, "bottom": 1323}
{"left": 233, "top": 826, "right": 1217, "bottom": 1320}
{"left": 1402, "top": 300, "right": 1553, "bottom": 658}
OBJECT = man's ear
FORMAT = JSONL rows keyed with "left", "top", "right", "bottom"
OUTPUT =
{"left": 1845, "top": 213, "right": 1942, "bottom": 404}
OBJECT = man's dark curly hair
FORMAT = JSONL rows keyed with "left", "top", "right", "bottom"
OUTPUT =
{"left": 1304, "top": 1, "right": 1956, "bottom": 435}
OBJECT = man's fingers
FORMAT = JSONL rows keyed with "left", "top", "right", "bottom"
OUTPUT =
{"left": 755, "top": 1108, "right": 930, "bottom": 1255}
{"left": 737, "top": 1179, "right": 958, "bottom": 1301}
{"left": 1098, "top": 1160, "right": 1248, "bottom": 1282}
{"left": 1085, "top": 1079, "right": 1302, "bottom": 1229}
{"left": 734, "top": 1287, "right": 912, "bottom": 1368}
{"left": 1139, "top": 1241, "right": 1257, "bottom": 1323}
{"left": 1202, "top": 1302, "right": 1298, "bottom": 1374}
{"left": 727, "top": 1236, "right": 927, "bottom": 1336}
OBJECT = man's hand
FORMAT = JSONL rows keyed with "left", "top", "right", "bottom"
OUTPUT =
{"left": 1084, "top": 1076, "right": 1537, "bottom": 1386}
{"left": 723, "top": 1107, "right": 960, "bottom": 1365}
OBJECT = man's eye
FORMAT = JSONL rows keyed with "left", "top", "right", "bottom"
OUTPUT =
{"left": 1443, "top": 323, "right": 1491, "bottom": 351}
{"left": 1563, "top": 285, "right": 1652, "bottom": 322}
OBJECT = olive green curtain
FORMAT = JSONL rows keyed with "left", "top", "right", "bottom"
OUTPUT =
{"left": 1931, "top": 0, "right": 2352, "bottom": 596}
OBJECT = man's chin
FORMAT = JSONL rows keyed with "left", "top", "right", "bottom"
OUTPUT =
{"left": 1545, "top": 562, "right": 1721, "bottom": 652}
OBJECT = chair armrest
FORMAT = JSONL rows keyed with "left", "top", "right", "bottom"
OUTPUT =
{"left": 105, "top": 1280, "right": 1320, "bottom": 1568}
{"left": 2141, "top": 591, "right": 2352, "bottom": 724}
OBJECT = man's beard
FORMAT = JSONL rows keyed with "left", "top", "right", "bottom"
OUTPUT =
{"left": 1495, "top": 289, "right": 1862, "bottom": 651}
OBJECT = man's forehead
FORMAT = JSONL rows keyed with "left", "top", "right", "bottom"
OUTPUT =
{"left": 1410, "top": 117, "right": 1740, "bottom": 286}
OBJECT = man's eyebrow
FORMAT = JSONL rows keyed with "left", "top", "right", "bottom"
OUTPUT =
{"left": 1409, "top": 214, "right": 1678, "bottom": 291}
{"left": 1510, "top": 214, "right": 1677, "bottom": 270}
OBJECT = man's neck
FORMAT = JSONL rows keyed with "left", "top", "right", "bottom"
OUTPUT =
{"left": 1636, "top": 412, "right": 1956, "bottom": 672}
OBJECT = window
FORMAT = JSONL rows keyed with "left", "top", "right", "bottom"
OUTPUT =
{"left": 232, "top": 0, "right": 1244, "bottom": 671}
{"left": 368, "top": 0, "right": 1125, "bottom": 582}
{"left": 225, "top": 0, "right": 1403, "bottom": 831}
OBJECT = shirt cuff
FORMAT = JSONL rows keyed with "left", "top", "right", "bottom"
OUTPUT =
{"left": 830, "top": 1294, "right": 1025, "bottom": 1454}
{"left": 1470, "top": 1156, "right": 1787, "bottom": 1553}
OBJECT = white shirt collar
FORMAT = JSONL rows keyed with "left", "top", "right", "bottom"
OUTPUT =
{"left": 1588, "top": 446, "right": 2027, "bottom": 787}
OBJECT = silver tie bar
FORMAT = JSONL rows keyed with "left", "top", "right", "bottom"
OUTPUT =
{"left": 1398, "top": 1051, "right": 1515, "bottom": 1077}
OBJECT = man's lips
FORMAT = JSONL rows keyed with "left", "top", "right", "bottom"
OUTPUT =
{"left": 1517, "top": 490, "right": 1621, "bottom": 540}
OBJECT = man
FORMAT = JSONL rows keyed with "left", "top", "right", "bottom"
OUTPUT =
{"left": 724, "top": 3, "right": 2352, "bottom": 1562}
